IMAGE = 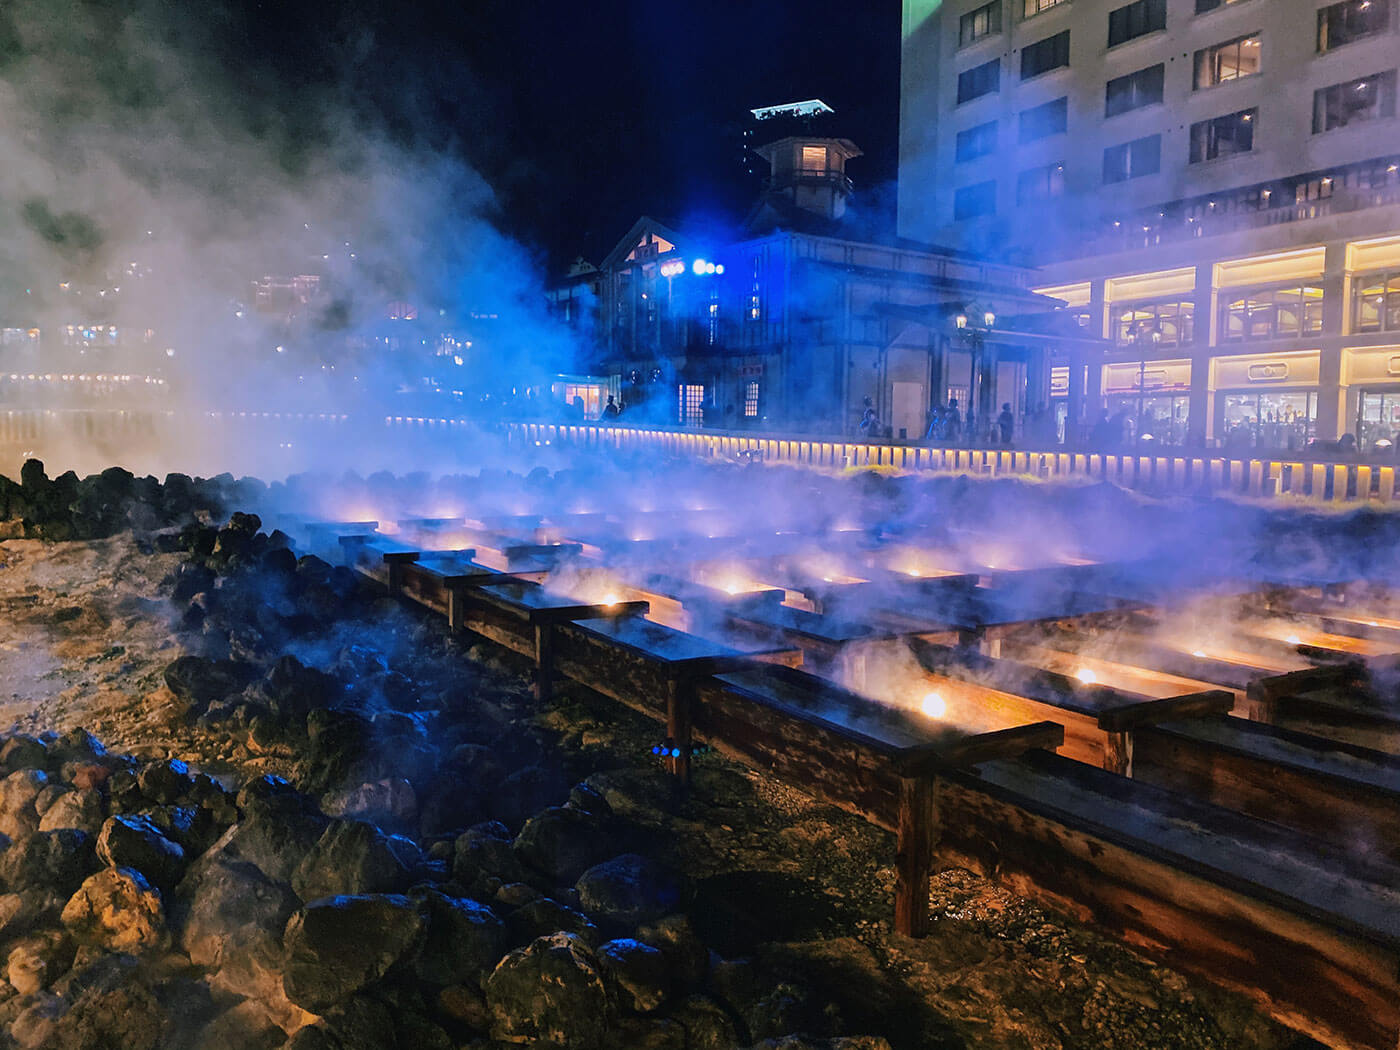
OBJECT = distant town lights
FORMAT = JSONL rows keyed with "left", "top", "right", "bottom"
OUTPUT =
{"left": 692, "top": 259, "right": 707, "bottom": 275}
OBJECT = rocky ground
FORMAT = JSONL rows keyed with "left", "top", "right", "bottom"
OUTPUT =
{"left": 0, "top": 460, "right": 1312, "bottom": 1049}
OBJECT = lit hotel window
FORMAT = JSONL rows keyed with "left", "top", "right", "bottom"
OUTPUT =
{"left": 1317, "top": 0, "right": 1390, "bottom": 52}
{"left": 1354, "top": 271, "right": 1400, "bottom": 332}
{"left": 679, "top": 384, "right": 705, "bottom": 425}
{"left": 744, "top": 382, "right": 760, "bottom": 418}
{"left": 800, "top": 145, "right": 828, "bottom": 173}
{"left": 1195, "top": 0, "right": 1246, "bottom": 13}
{"left": 1313, "top": 71, "right": 1397, "bottom": 132}
{"left": 1024, "top": 0, "right": 1067, "bottom": 17}
{"left": 1193, "top": 34, "right": 1261, "bottom": 89}
{"left": 1189, "top": 108, "right": 1256, "bottom": 163}
{"left": 960, "top": 0, "right": 1003, "bottom": 45}
{"left": 1113, "top": 299, "right": 1194, "bottom": 345}
{"left": 1220, "top": 285, "right": 1325, "bottom": 341}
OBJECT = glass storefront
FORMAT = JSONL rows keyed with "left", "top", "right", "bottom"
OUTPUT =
{"left": 1218, "top": 390, "right": 1316, "bottom": 451}
{"left": 1104, "top": 394, "right": 1190, "bottom": 445}
{"left": 1357, "top": 389, "right": 1400, "bottom": 451}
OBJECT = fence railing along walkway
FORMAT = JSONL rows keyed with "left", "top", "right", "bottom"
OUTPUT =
{"left": 507, "top": 421, "right": 1400, "bottom": 505}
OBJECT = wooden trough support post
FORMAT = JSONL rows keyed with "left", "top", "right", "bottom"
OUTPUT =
{"left": 1093, "top": 690, "right": 1235, "bottom": 777}
{"left": 894, "top": 775, "right": 938, "bottom": 938}
{"left": 665, "top": 676, "right": 696, "bottom": 787}
{"left": 382, "top": 550, "right": 420, "bottom": 598}
{"left": 534, "top": 622, "right": 556, "bottom": 702}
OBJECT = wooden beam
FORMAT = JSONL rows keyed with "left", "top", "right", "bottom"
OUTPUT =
{"left": 665, "top": 678, "right": 694, "bottom": 787}
{"left": 894, "top": 721, "right": 1064, "bottom": 779}
{"left": 1095, "top": 689, "right": 1235, "bottom": 732}
{"left": 894, "top": 776, "right": 938, "bottom": 938}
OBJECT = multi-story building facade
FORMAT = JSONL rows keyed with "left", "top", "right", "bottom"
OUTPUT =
{"left": 553, "top": 131, "right": 1081, "bottom": 438}
{"left": 900, "top": 0, "right": 1400, "bottom": 449}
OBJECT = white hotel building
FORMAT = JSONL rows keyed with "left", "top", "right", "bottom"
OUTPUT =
{"left": 899, "top": 0, "right": 1400, "bottom": 450}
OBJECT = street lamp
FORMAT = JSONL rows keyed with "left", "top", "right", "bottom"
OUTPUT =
{"left": 1133, "top": 324, "right": 1163, "bottom": 445}
{"left": 953, "top": 304, "right": 996, "bottom": 444}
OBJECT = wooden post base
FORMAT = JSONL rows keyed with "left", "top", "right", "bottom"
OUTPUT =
{"left": 894, "top": 775, "right": 939, "bottom": 937}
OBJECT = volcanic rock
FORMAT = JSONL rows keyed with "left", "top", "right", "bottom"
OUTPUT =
{"left": 136, "top": 758, "right": 195, "bottom": 805}
{"left": 209, "top": 791, "right": 328, "bottom": 885}
{"left": 0, "top": 829, "right": 96, "bottom": 896}
{"left": 0, "top": 735, "right": 48, "bottom": 775}
{"left": 484, "top": 932, "right": 613, "bottom": 1049}
{"left": 320, "top": 778, "right": 417, "bottom": 832}
{"left": 576, "top": 853, "right": 682, "bottom": 928}
{"left": 453, "top": 821, "right": 527, "bottom": 887}
{"left": 489, "top": 764, "right": 569, "bottom": 828}
{"left": 163, "top": 656, "right": 258, "bottom": 710}
{"left": 512, "top": 805, "right": 619, "bottom": 883}
{"left": 635, "top": 914, "right": 710, "bottom": 989}
{"left": 60, "top": 867, "right": 168, "bottom": 954}
{"left": 281, "top": 894, "right": 426, "bottom": 1013}
{"left": 291, "top": 820, "right": 411, "bottom": 901}
{"left": 174, "top": 854, "right": 299, "bottom": 974}
{"left": 669, "top": 993, "right": 741, "bottom": 1050}
{"left": 0, "top": 769, "right": 49, "bottom": 841}
{"left": 597, "top": 937, "right": 671, "bottom": 1014}
{"left": 411, "top": 891, "right": 507, "bottom": 989}
{"left": 505, "top": 896, "right": 601, "bottom": 948}
{"left": 96, "top": 814, "right": 186, "bottom": 890}
{"left": 37, "top": 788, "right": 105, "bottom": 837}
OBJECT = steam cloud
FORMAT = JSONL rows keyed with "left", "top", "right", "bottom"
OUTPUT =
{"left": 0, "top": 0, "right": 577, "bottom": 478}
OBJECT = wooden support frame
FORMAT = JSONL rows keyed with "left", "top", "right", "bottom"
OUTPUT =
{"left": 894, "top": 776, "right": 938, "bottom": 938}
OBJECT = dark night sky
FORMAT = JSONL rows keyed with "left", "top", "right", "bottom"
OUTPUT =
{"left": 222, "top": 0, "right": 903, "bottom": 271}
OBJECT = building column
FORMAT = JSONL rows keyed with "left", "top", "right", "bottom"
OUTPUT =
{"left": 1190, "top": 263, "right": 1214, "bottom": 447}
{"left": 1066, "top": 350, "right": 1086, "bottom": 447}
{"left": 1318, "top": 243, "right": 1349, "bottom": 442}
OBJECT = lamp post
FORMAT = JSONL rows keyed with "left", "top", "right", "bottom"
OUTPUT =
{"left": 1133, "top": 325, "right": 1162, "bottom": 446}
{"left": 955, "top": 305, "right": 996, "bottom": 444}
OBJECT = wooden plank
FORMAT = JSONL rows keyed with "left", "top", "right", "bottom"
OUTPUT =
{"left": 893, "top": 721, "right": 1064, "bottom": 778}
{"left": 1096, "top": 690, "right": 1235, "bottom": 732}
{"left": 937, "top": 754, "right": 1400, "bottom": 1050}
{"left": 1245, "top": 664, "right": 1365, "bottom": 723}
{"left": 665, "top": 678, "right": 694, "bottom": 786}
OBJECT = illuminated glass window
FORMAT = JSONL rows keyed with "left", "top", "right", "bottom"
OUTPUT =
{"left": 1189, "top": 108, "right": 1256, "bottom": 163}
{"left": 960, "top": 1, "right": 1003, "bottom": 46}
{"left": 1219, "top": 392, "right": 1316, "bottom": 450}
{"left": 800, "top": 145, "right": 828, "bottom": 172}
{"left": 1317, "top": 0, "right": 1390, "bottom": 52}
{"left": 744, "top": 381, "right": 760, "bottom": 417}
{"left": 1113, "top": 299, "right": 1195, "bottom": 346}
{"left": 1193, "top": 34, "right": 1261, "bottom": 89}
{"left": 679, "top": 384, "right": 705, "bottom": 425}
{"left": 1220, "top": 285, "right": 1326, "bottom": 341}
{"left": 1196, "top": 0, "right": 1245, "bottom": 13}
{"left": 1313, "top": 71, "right": 1397, "bottom": 133}
{"left": 1354, "top": 271, "right": 1400, "bottom": 332}
{"left": 1024, "top": 0, "right": 1067, "bottom": 17}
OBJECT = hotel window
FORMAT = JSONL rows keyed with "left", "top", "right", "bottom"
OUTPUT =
{"left": 744, "top": 381, "right": 760, "bottom": 418}
{"left": 1354, "top": 271, "right": 1400, "bottom": 332}
{"left": 800, "top": 145, "right": 828, "bottom": 172}
{"left": 1317, "top": 0, "right": 1390, "bottom": 52}
{"left": 1105, "top": 64, "right": 1164, "bottom": 116}
{"left": 957, "top": 58, "right": 1001, "bottom": 103}
{"left": 1021, "top": 30, "right": 1070, "bottom": 79}
{"left": 954, "top": 180, "right": 997, "bottom": 219}
{"left": 679, "top": 384, "right": 705, "bottom": 426}
{"left": 1195, "top": 0, "right": 1245, "bottom": 13}
{"left": 1107, "top": 0, "right": 1165, "bottom": 47}
{"left": 1220, "top": 393, "right": 1316, "bottom": 451}
{"left": 1193, "top": 34, "right": 1261, "bottom": 88}
{"left": 1189, "top": 108, "right": 1256, "bottom": 162}
{"left": 955, "top": 121, "right": 998, "bottom": 162}
{"left": 960, "top": 0, "right": 1003, "bottom": 45}
{"left": 1313, "top": 71, "right": 1397, "bottom": 132}
{"left": 1220, "top": 285, "right": 1326, "bottom": 341}
{"left": 1024, "top": 0, "right": 1067, "bottom": 16}
{"left": 1112, "top": 299, "right": 1195, "bottom": 346}
{"left": 1018, "top": 97, "right": 1068, "bottom": 142}
{"left": 1103, "top": 134, "right": 1160, "bottom": 183}
{"left": 1016, "top": 162, "right": 1065, "bottom": 203}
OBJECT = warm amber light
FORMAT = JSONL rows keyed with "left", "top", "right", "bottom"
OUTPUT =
{"left": 921, "top": 692, "right": 947, "bottom": 718}
{"left": 1075, "top": 667, "right": 1097, "bottom": 685}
